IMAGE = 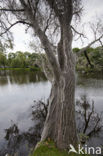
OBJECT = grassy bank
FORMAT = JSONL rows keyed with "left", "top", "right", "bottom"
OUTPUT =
{"left": 30, "top": 140, "right": 89, "bottom": 156}
{"left": 0, "top": 67, "right": 41, "bottom": 72}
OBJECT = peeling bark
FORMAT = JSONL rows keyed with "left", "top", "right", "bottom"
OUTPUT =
{"left": 41, "top": 25, "right": 78, "bottom": 149}
{"left": 41, "top": 69, "right": 78, "bottom": 149}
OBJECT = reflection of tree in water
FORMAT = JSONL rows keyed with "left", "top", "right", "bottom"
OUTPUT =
{"left": 0, "top": 71, "right": 47, "bottom": 86}
{"left": 1, "top": 96, "right": 103, "bottom": 156}
{"left": 0, "top": 70, "right": 8, "bottom": 85}
{"left": 76, "top": 95, "right": 103, "bottom": 144}
{"left": 0, "top": 76, "right": 8, "bottom": 86}
{"left": 0, "top": 100, "right": 48, "bottom": 156}
{"left": 9, "top": 71, "right": 47, "bottom": 84}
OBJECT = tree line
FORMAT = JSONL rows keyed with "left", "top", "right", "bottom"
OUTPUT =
{"left": 73, "top": 46, "right": 103, "bottom": 72}
{"left": 0, "top": 51, "right": 43, "bottom": 69}
{"left": 0, "top": 47, "right": 103, "bottom": 72}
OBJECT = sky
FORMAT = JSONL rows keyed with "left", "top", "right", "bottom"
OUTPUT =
{"left": 82, "top": 0, "right": 103, "bottom": 22}
{"left": 8, "top": 0, "right": 103, "bottom": 53}
{"left": 73, "top": 0, "right": 103, "bottom": 48}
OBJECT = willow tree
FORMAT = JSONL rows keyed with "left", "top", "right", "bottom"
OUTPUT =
{"left": 0, "top": 0, "right": 82, "bottom": 149}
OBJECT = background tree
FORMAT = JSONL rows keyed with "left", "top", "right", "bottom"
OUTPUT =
{"left": 0, "top": 51, "right": 7, "bottom": 68}
{"left": 74, "top": 47, "right": 103, "bottom": 71}
{"left": 76, "top": 18, "right": 103, "bottom": 68}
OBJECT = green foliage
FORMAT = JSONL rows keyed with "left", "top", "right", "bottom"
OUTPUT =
{"left": 0, "top": 51, "right": 42, "bottom": 70}
{"left": 30, "top": 66, "right": 41, "bottom": 71}
{"left": 0, "top": 39, "right": 13, "bottom": 53}
{"left": 76, "top": 46, "right": 103, "bottom": 72}
{"left": 73, "top": 48, "right": 80, "bottom": 53}
{"left": 86, "top": 47, "right": 94, "bottom": 53}
{"left": 1, "top": 46, "right": 103, "bottom": 73}
{"left": 90, "top": 47, "right": 103, "bottom": 67}
{"left": 0, "top": 52, "right": 7, "bottom": 67}
{"left": 79, "top": 133, "right": 89, "bottom": 144}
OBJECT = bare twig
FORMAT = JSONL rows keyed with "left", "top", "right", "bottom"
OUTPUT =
{"left": 44, "top": 9, "right": 53, "bottom": 33}
{"left": 0, "top": 21, "right": 32, "bottom": 36}
{"left": 73, "top": 7, "right": 83, "bottom": 16}
{"left": 71, "top": 25, "right": 86, "bottom": 38}
{"left": 78, "top": 34, "right": 103, "bottom": 56}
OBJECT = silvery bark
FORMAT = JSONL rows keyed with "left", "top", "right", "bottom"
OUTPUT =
{"left": 41, "top": 25, "right": 78, "bottom": 149}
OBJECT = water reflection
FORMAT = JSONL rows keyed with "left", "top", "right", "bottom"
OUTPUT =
{"left": 0, "top": 71, "right": 103, "bottom": 155}
{"left": 76, "top": 95, "right": 103, "bottom": 143}
{"left": 76, "top": 73, "right": 103, "bottom": 113}
{"left": 0, "top": 100, "right": 47, "bottom": 156}
{"left": 1, "top": 97, "right": 103, "bottom": 156}
{"left": 0, "top": 70, "right": 47, "bottom": 86}
{"left": 0, "top": 70, "right": 51, "bottom": 156}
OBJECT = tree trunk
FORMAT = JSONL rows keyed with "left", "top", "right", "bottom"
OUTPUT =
{"left": 41, "top": 30, "right": 78, "bottom": 148}
{"left": 40, "top": 20, "right": 78, "bottom": 148}
{"left": 26, "top": 2, "right": 79, "bottom": 149}
{"left": 41, "top": 71, "right": 78, "bottom": 149}
{"left": 84, "top": 50, "right": 94, "bottom": 68}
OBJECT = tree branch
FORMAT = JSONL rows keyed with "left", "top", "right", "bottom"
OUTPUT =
{"left": 19, "top": 1, "right": 61, "bottom": 80}
{"left": 33, "top": 19, "right": 60, "bottom": 80}
{"left": 0, "top": 21, "right": 32, "bottom": 36}
{"left": 73, "top": 7, "right": 83, "bottom": 16}
{"left": 84, "top": 50, "right": 94, "bottom": 68}
{"left": 78, "top": 34, "right": 103, "bottom": 56}
{"left": 99, "top": 39, "right": 103, "bottom": 47}
{"left": 57, "top": 29, "right": 65, "bottom": 70}
{"left": 71, "top": 26, "right": 86, "bottom": 39}
{"left": 41, "top": 55, "right": 53, "bottom": 82}
{"left": 0, "top": 8, "right": 24, "bottom": 12}
{"left": 46, "top": 0, "right": 62, "bottom": 24}
{"left": 44, "top": 9, "right": 53, "bottom": 33}
{"left": 65, "top": 0, "right": 73, "bottom": 24}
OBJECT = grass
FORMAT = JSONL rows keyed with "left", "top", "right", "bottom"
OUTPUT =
{"left": 0, "top": 67, "right": 41, "bottom": 71}
{"left": 30, "top": 140, "right": 89, "bottom": 156}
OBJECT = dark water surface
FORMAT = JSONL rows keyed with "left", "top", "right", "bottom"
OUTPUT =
{"left": 0, "top": 70, "right": 103, "bottom": 155}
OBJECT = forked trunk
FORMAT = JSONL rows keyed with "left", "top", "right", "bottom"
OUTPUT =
{"left": 41, "top": 70, "right": 78, "bottom": 149}
{"left": 41, "top": 23, "right": 78, "bottom": 149}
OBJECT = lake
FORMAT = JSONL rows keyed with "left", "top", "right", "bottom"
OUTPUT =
{"left": 0, "top": 70, "right": 103, "bottom": 155}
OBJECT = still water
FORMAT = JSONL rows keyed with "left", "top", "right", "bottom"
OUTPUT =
{"left": 0, "top": 70, "right": 103, "bottom": 154}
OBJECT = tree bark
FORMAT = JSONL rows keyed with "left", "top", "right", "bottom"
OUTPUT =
{"left": 84, "top": 50, "right": 94, "bottom": 68}
{"left": 41, "top": 26, "right": 78, "bottom": 149}
{"left": 41, "top": 70, "right": 78, "bottom": 149}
